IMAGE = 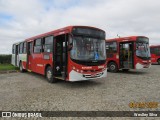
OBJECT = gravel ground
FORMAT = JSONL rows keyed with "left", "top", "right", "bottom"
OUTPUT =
{"left": 0, "top": 65, "right": 160, "bottom": 120}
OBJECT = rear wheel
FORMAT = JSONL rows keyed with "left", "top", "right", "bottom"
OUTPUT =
{"left": 158, "top": 59, "right": 160, "bottom": 65}
{"left": 46, "top": 66, "right": 57, "bottom": 83}
{"left": 108, "top": 62, "right": 118, "bottom": 72}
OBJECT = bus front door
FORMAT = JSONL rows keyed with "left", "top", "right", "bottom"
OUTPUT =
{"left": 53, "top": 34, "right": 68, "bottom": 80}
{"left": 119, "top": 42, "right": 134, "bottom": 69}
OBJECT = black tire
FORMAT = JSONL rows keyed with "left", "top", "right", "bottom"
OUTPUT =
{"left": 108, "top": 62, "right": 118, "bottom": 72}
{"left": 46, "top": 66, "right": 57, "bottom": 83}
{"left": 19, "top": 62, "right": 24, "bottom": 72}
{"left": 122, "top": 69, "right": 129, "bottom": 72}
{"left": 158, "top": 59, "right": 160, "bottom": 65}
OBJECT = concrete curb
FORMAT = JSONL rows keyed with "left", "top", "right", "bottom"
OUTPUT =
{"left": 0, "top": 70, "right": 19, "bottom": 74}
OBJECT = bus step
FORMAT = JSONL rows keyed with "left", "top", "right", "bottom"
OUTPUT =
{"left": 54, "top": 76, "right": 65, "bottom": 80}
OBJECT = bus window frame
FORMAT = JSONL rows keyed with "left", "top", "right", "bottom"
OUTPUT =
{"left": 106, "top": 41, "right": 117, "bottom": 53}
{"left": 19, "top": 42, "right": 24, "bottom": 54}
{"left": 43, "top": 35, "right": 54, "bottom": 53}
{"left": 33, "top": 38, "right": 42, "bottom": 53}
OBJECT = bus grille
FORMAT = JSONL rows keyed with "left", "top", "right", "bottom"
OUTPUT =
{"left": 83, "top": 72, "right": 103, "bottom": 78}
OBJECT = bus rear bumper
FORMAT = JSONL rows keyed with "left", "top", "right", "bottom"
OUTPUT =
{"left": 69, "top": 69, "right": 107, "bottom": 82}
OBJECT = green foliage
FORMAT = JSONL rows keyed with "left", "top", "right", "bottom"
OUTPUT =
{"left": 0, "top": 54, "right": 11, "bottom": 64}
{"left": 0, "top": 64, "right": 18, "bottom": 71}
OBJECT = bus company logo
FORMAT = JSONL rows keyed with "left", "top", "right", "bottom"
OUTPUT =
{"left": 1, "top": 112, "right": 42, "bottom": 118}
{"left": 2, "top": 112, "right": 11, "bottom": 117}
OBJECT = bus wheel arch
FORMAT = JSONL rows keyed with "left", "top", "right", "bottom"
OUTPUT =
{"left": 45, "top": 64, "right": 51, "bottom": 76}
{"left": 45, "top": 65, "right": 57, "bottom": 83}
{"left": 108, "top": 61, "right": 118, "bottom": 72}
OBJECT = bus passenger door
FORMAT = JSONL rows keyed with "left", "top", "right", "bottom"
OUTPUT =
{"left": 53, "top": 34, "right": 68, "bottom": 80}
{"left": 119, "top": 42, "right": 134, "bottom": 69}
{"left": 27, "top": 42, "right": 33, "bottom": 70}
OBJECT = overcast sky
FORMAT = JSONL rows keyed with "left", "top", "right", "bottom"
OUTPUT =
{"left": 0, "top": 0, "right": 160, "bottom": 54}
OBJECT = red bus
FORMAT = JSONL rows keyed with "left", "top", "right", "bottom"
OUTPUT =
{"left": 106, "top": 36, "right": 151, "bottom": 72}
{"left": 11, "top": 26, "right": 107, "bottom": 83}
{"left": 150, "top": 45, "right": 160, "bottom": 64}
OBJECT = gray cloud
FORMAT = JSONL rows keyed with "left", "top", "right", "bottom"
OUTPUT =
{"left": 0, "top": 0, "right": 160, "bottom": 54}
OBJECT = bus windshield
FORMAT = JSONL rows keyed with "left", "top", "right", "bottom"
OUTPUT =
{"left": 136, "top": 42, "right": 151, "bottom": 59}
{"left": 70, "top": 36, "right": 106, "bottom": 61}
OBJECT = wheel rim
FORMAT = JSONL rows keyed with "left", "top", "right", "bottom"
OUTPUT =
{"left": 47, "top": 70, "right": 52, "bottom": 80}
{"left": 110, "top": 64, "right": 116, "bottom": 71}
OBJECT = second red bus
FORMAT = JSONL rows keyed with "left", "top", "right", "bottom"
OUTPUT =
{"left": 106, "top": 36, "right": 151, "bottom": 72}
{"left": 150, "top": 45, "right": 160, "bottom": 64}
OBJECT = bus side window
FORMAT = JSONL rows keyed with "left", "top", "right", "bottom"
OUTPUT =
{"left": 150, "top": 48, "right": 153, "bottom": 54}
{"left": 12, "top": 44, "right": 15, "bottom": 54}
{"left": 34, "top": 38, "right": 42, "bottom": 53}
{"left": 158, "top": 47, "right": 160, "bottom": 55}
{"left": 29, "top": 42, "right": 33, "bottom": 54}
{"left": 23, "top": 42, "right": 27, "bottom": 54}
{"left": 106, "top": 42, "right": 117, "bottom": 53}
{"left": 19, "top": 42, "right": 23, "bottom": 54}
{"left": 155, "top": 47, "right": 160, "bottom": 55}
{"left": 43, "top": 36, "right": 53, "bottom": 53}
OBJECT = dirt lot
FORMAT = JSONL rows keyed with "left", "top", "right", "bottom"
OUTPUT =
{"left": 0, "top": 65, "right": 160, "bottom": 119}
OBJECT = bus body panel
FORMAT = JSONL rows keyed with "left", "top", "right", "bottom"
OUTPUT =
{"left": 11, "top": 54, "right": 16, "bottom": 66}
{"left": 151, "top": 54, "right": 157, "bottom": 63}
{"left": 67, "top": 57, "right": 107, "bottom": 81}
{"left": 19, "top": 54, "right": 27, "bottom": 69}
{"left": 69, "top": 69, "right": 107, "bottom": 81}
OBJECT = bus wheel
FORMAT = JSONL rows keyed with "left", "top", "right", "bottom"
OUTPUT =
{"left": 19, "top": 62, "right": 24, "bottom": 72}
{"left": 122, "top": 69, "right": 129, "bottom": 72}
{"left": 46, "top": 66, "right": 56, "bottom": 83}
{"left": 108, "top": 62, "right": 118, "bottom": 72}
{"left": 158, "top": 59, "right": 160, "bottom": 65}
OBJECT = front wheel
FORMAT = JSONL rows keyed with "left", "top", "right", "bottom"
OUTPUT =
{"left": 108, "top": 62, "right": 118, "bottom": 72}
{"left": 158, "top": 59, "right": 160, "bottom": 65}
{"left": 46, "top": 66, "right": 57, "bottom": 83}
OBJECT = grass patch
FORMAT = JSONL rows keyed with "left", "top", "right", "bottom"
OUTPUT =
{"left": 0, "top": 64, "right": 19, "bottom": 71}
